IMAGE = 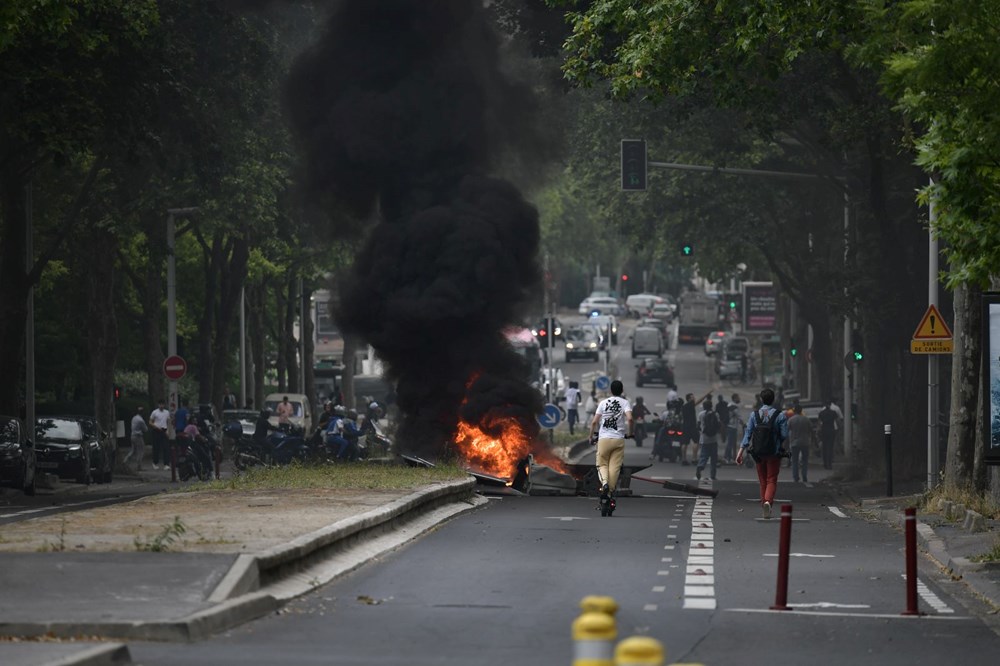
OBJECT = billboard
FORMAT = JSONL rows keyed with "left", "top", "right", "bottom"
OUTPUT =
{"left": 982, "top": 293, "right": 1000, "bottom": 465}
{"left": 743, "top": 282, "right": 777, "bottom": 333}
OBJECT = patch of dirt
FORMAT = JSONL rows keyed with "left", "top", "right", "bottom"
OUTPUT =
{"left": 0, "top": 488, "right": 410, "bottom": 554}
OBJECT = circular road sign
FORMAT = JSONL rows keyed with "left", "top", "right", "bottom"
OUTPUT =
{"left": 537, "top": 403, "right": 563, "bottom": 430}
{"left": 595, "top": 375, "right": 611, "bottom": 391}
{"left": 163, "top": 355, "right": 188, "bottom": 381}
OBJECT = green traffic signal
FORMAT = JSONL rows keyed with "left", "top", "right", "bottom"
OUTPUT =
{"left": 790, "top": 347, "right": 797, "bottom": 357}
{"left": 729, "top": 301, "right": 737, "bottom": 309}
{"left": 853, "top": 350, "right": 864, "bottom": 362}
{"left": 681, "top": 244, "right": 694, "bottom": 257}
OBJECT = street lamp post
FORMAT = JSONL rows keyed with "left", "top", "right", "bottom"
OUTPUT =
{"left": 166, "top": 207, "right": 199, "bottom": 413}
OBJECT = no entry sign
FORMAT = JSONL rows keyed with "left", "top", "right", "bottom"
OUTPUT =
{"left": 163, "top": 355, "right": 187, "bottom": 380}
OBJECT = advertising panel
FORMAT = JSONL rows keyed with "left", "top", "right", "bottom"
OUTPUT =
{"left": 982, "top": 293, "right": 1000, "bottom": 465}
{"left": 743, "top": 282, "right": 777, "bottom": 333}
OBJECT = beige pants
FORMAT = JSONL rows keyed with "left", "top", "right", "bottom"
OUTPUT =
{"left": 596, "top": 438, "right": 626, "bottom": 491}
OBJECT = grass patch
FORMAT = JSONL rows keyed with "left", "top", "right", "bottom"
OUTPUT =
{"left": 195, "top": 461, "right": 470, "bottom": 492}
{"left": 134, "top": 517, "right": 187, "bottom": 552}
{"left": 920, "top": 486, "right": 1000, "bottom": 520}
{"left": 970, "top": 536, "right": 1000, "bottom": 563}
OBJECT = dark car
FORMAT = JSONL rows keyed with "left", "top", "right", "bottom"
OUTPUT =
{"left": 635, "top": 358, "right": 675, "bottom": 388}
{"left": 35, "top": 416, "right": 116, "bottom": 484}
{"left": 0, "top": 416, "right": 37, "bottom": 495}
{"left": 531, "top": 317, "right": 564, "bottom": 344}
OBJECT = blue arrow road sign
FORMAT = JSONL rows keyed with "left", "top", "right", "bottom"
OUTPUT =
{"left": 596, "top": 375, "right": 611, "bottom": 391}
{"left": 537, "top": 403, "right": 563, "bottom": 429}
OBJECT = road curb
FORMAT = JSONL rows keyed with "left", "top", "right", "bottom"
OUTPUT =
{"left": 3, "top": 477, "right": 479, "bottom": 646}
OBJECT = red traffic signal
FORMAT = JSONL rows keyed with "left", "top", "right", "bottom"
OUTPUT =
{"left": 621, "top": 274, "right": 629, "bottom": 281}
{"left": 113, "top": 385, "right": 123, "bottom": 401}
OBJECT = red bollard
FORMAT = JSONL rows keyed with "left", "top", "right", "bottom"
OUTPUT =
{"left": 770, "top": 503, "right": 793, "bottom": 611}
{"left": 902, "top": 507, "right": 920, "bottom": 616}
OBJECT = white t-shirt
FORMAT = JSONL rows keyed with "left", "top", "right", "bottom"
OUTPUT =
{"left": 564, "top": 387, "right": 581, "bottom": 409}
{"left": 666, "top": 388, "right": 679, "bottom": 403}
{"left": 595, "top": 396, "right": 632, "bottom": 440}
{"left": 150, "top": 407, "right": 170, "bottom": 430}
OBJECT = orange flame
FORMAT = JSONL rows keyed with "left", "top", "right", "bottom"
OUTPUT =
{"left": 455, "top": 413, "right": 532, "bottom": 481}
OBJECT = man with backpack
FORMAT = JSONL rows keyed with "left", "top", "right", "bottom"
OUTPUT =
{"left": 696, "top": 400, "right": 721, "bottom": 480}
{"left": 736, "top": 388, "right": 789, "bottom": 519}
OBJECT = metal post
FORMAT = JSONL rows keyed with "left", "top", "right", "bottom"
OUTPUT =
{"left": 843, "top": 195, "right": 853, "bottom": 463}
{"left": 884, "top": 424, "right": 893, "bottom": 497}
{"left": 25, "top": 182, "right": 35, "bottom": 435}
{"left": 166, "top": 211, "right": 178, "bottom": 414}
{"left": 239, "top": 286, "right": 246, "bottom": 408}
{"left": 902, "top": 507, "right": 920, "bottom": 615}
{"left": 928, "top": 179, "right": 940, "bottom": 490}
{"left": 298, "top": 275, "right": 305, "bottom": 395}
{"left": 770, "top": 504, "right": 793, "bottom": 610}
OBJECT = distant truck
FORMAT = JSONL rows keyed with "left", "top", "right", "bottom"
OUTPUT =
{"left": 677, "top": 292, "right": 720, "bottom": 343}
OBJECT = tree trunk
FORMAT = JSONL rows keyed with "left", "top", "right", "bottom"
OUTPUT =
{"left": 341, "top": 333, "right": 359, "bottom": 412}
{"left": 945, "top": 282, "right": 980, "bottom": 489}
{"left": 197, "top": 232, "right": 222, "bottom": 405}
{"left": 0, "top": 167, "right": 30, "bottom": 414}
{"left": 284, "top": 274, "right": 300, "bottom": 393}
{"left": 248, "top": 281, "right": 267, "bottom": 410}
{"left": 302, "top": 283, "right": 315, "bottom": 414}
{"left": 275, "top": 283, "right": 287, "bottom": 391}
{"left": 138, "top": 212, "right": 167, "bottom": 404}
{"left": 86, "top": 228, "right": 119, "bottom": 433}
{"left": 211, "top": 236, "right": 249, "bottom": 415}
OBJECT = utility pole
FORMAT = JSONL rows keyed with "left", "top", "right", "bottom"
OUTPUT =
{"left": 166, "top": 207, "right": 200, "bottom": 414}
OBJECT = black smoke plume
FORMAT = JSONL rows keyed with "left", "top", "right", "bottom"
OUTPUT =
{"left": 285, "top": 0, "right": 545, "bottom": 456}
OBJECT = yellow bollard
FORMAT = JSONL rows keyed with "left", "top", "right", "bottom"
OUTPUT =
{"left": 614, "top": 636, "right": 664, "bottom": 666}
{"left": 580, "top": 595, "right": 619, "bottom": 617}
{"left": 572, "top": 611, "right": 616, "bottom": 666}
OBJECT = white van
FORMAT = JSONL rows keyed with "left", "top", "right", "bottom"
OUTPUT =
{"left": 625, "top": 293, "right": 663, "bottom": 317}
{"left": 631, "top": 326, "right": 663, "bottom": 359}
{"left": 264, "top": 393, "right": 313, "bottom": 434}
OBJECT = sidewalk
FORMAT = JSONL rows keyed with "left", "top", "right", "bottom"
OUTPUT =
{"left": 0, "top": 476, "right": 482, "bottom": 666}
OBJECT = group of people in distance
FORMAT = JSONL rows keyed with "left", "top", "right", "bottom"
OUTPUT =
{"left": 567, "top": 373, "right": 842, "bottom": 520}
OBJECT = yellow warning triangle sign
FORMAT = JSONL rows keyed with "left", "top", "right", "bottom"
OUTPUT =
{"left": 912, "top": 304, "right": 953, "bottom": 340}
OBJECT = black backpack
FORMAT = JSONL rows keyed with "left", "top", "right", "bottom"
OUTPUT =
{"left": 748, "top": 407, "right": 779, "bottom": 459}
{"left": 702, "top": 410, "right": 720, "bottom": 437}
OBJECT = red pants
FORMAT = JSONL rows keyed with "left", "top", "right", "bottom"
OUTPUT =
{"left": 755, "top": 456, "right": 782, "bottom": 505}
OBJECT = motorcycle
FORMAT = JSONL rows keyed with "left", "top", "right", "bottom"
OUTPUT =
{"left": 231, "top": 423, "right": 310, "bottom": 470}
{"left": 653, "top": 407, "right": 685, "bottom": 463}
{"left": 174, "top": 430, "right": 216, "bottom": 481}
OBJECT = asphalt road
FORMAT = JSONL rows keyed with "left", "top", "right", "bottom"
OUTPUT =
{"left": 0, "top": 474, "right": 174, "bottom": 526}
{"left": 124, "top": 455, "right": 998, "bottom": 665}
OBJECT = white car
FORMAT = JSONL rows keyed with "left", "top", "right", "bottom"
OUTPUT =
{"left": 579, "top": 296, "right": 622, "bottom": 316}
{"left": 625, "top": 293, "right": 664, "bottom": 317}
{"left": 587, "top": 314, "right": 619, "bottom": 344}
{"left": 704, "top": 331, "right": 728, "bottom": 356}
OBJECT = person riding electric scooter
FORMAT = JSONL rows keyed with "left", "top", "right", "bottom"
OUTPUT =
{"left": 588, "top": 380, "right": 634, "bottom": 517}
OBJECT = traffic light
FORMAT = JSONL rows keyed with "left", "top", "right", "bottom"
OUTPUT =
{"left": 729, "top": 299, "right": 737, "bottom": 310}
{"left": 851, "top": 330, "right": 864, "bottom": 363}
{"left": 621, "top": 139, "right": 647, "bottom": 191}
{"left": 680, "top": 243, "right": 694, "bottom": 257}
{"left": 621, "top": 274, "right": 629, "bottom": 282}
{"left": 113, "top": 385, "right": 123, "bottom": 401}
{"left": 790, "top": 338, "right": 798, "bottom": 358}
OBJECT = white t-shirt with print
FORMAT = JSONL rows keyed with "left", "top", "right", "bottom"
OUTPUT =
{"left": 595, "top": 396, "right": 632, "bottom": 440}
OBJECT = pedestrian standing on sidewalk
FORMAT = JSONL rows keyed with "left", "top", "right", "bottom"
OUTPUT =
{"left": 737, "top": 388, "right": 789, "bottom": 519}
{"left": 696, "top": 399, "right": 720, "bottom": 480}
{"left": 148, "top": 400, "right": 171, "bottom": 470}
{"left": 564, "top": 381, "right": 582, "bottom": 435}
{"left": 125, "top": 406, "right": 148, "bottom": 471}
{"left": 787, "top": 404, "right": 813, "bottom": 483}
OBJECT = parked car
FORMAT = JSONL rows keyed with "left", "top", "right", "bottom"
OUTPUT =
{"left": 631, "top": 326, "right": 664, "bottom": 358}
{"left": 35, "top": 416, "right": 94, "bottom": 484}
{"left": 0, "top": 416, "right": 36, "bottom": 495}
{"left": 635, "top": 358, "right": 675, "bottom": 388}
{"left": 531, "top": 317, "right": 564, "bottom": 344}
{"left": 587, "top": 314, "right": 619, "bottom": 344}
{"left": 578, "top": 296, "right": 623, "bottom": 317}
{"left": 564, "top": 326, "right": 601, "bottom": 362}
{"left": 715, "top": 351, "right": 744, "bottom": 379}
{"left": 625, "top": 293, "right": 664, "bottom": 318}
{"left": 704, "top": 330, "right": 727, "bottom": 355}
{"left": 223, "top": 409, "right": 260, "bottom": 437}
{"left": 77, "top": 415, "right": 116, "bottom": 483}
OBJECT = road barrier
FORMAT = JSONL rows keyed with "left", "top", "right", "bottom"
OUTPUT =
{"left": 573, "top": 596, "right": 705, "bottom": 665}
{"left": 902, "top": 507, "right": 920, "bottom": 615}
{"left": 770, "top": 504, "right": 793, "bottom": 610}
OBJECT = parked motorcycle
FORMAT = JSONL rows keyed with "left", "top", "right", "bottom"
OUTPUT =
{"left": 230, "top": 421, "right": 309, "bottom": 470}
{"left": 174, "top": 430, "right": 215, "bottom": 481}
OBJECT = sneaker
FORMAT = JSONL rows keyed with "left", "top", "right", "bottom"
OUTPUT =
{"left": 696, "top": 466, "right": 702, "bottom": 480}
{"left": 763, "top": 502, "right": 772, "bottom": 519}
{"left": 600, "top": 483, "right": 610, "bottom": 498}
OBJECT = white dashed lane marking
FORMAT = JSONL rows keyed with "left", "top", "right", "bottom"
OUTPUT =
{"left": 828, "top": 506, "right": 848, "bottom": 518}
{"left": 683, "top": 493, "right": 717, "bottom": 610}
